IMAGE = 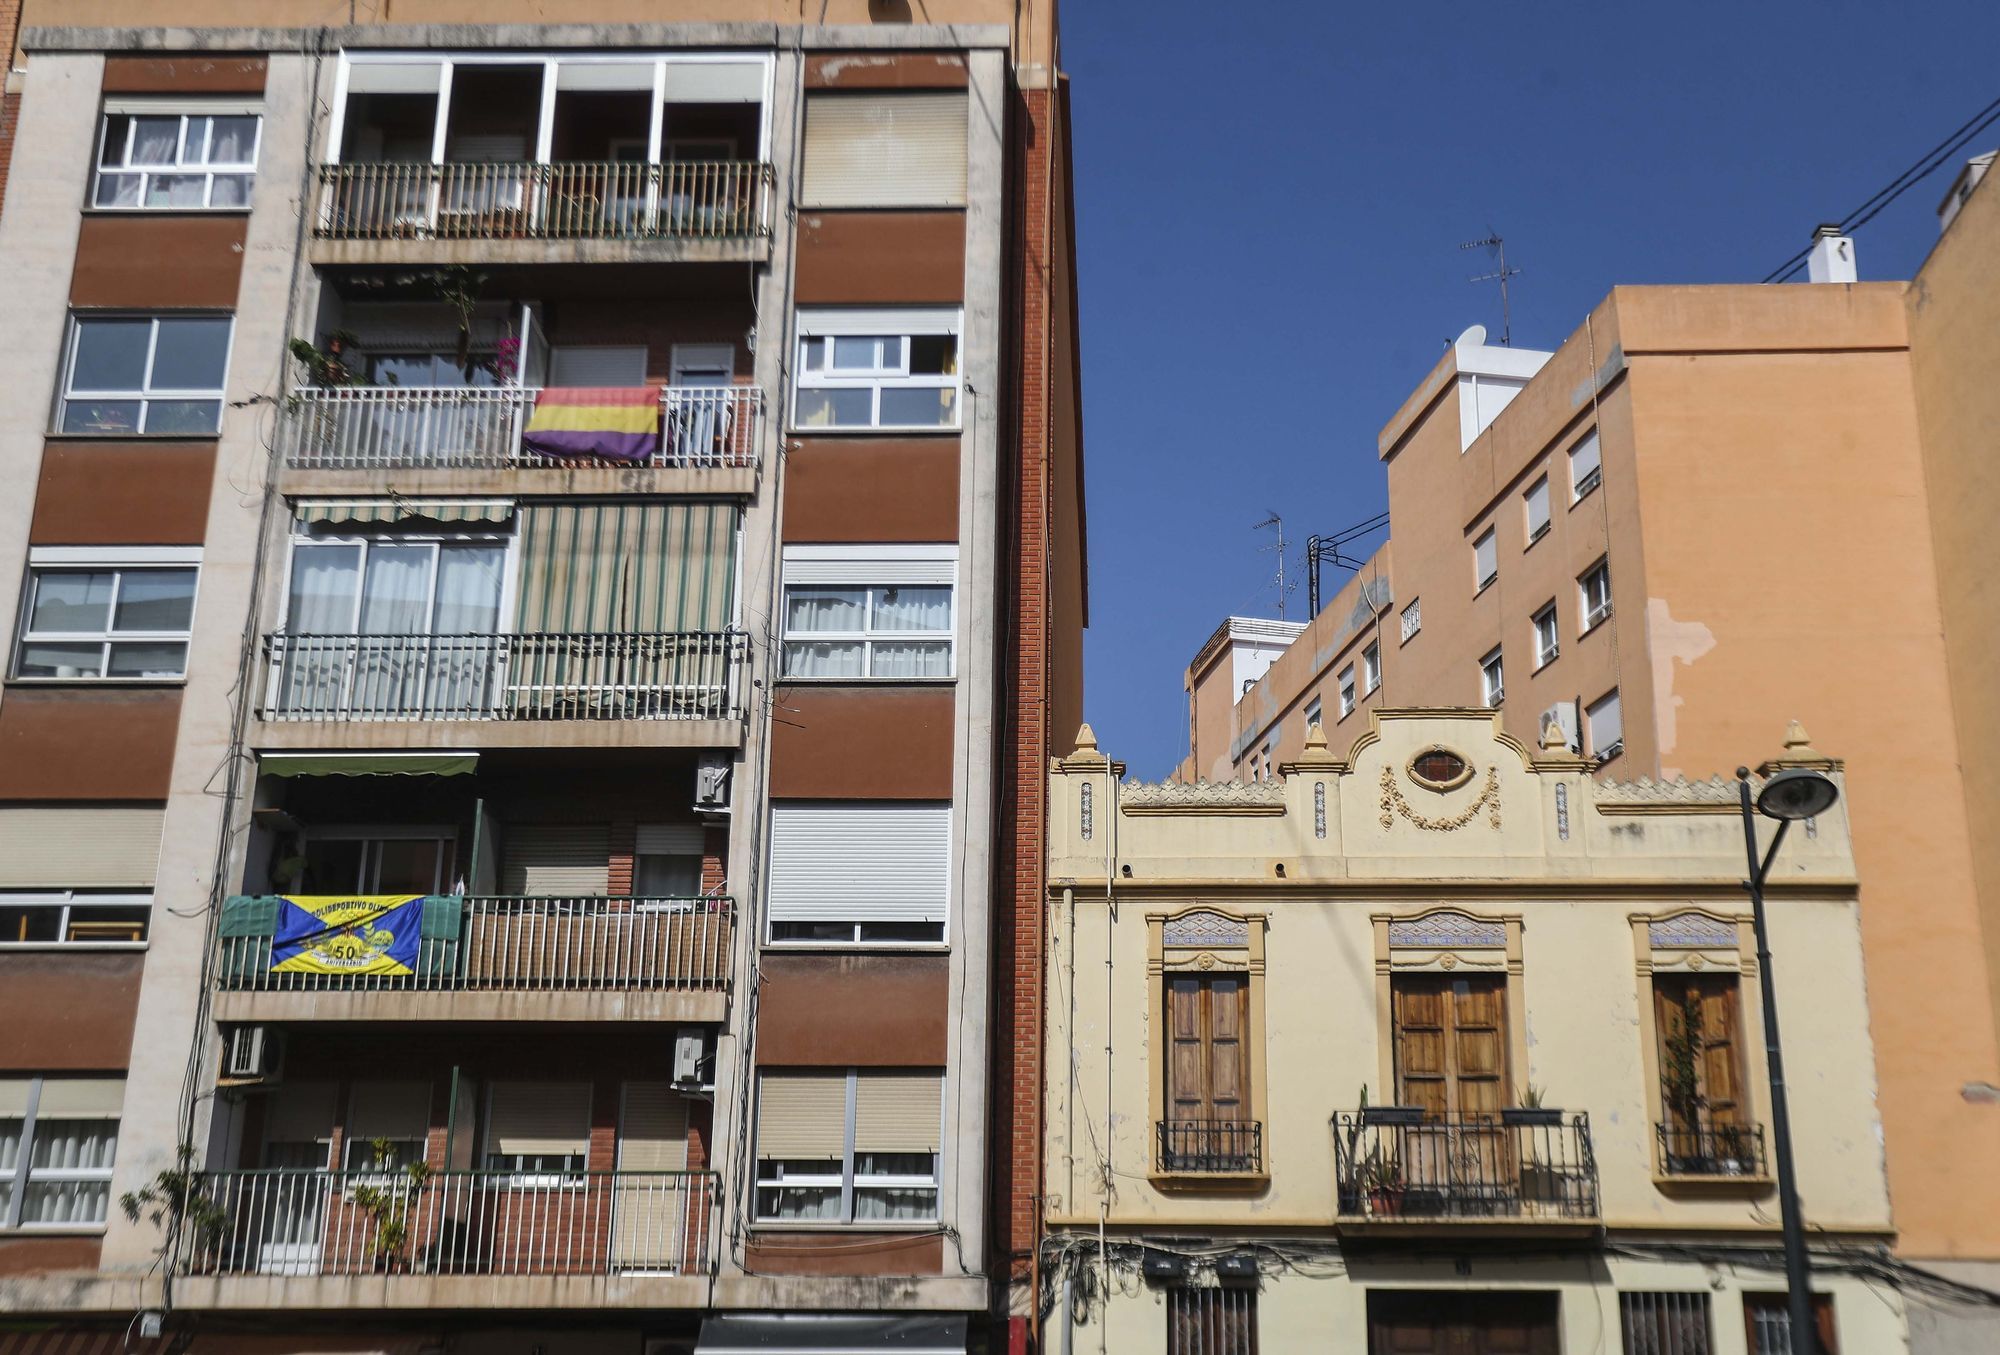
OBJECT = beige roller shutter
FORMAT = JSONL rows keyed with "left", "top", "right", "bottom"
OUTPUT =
{"left": 0, "top": 807, "right": 163, "bottom": 888}
{"left": 36, "top": 1078, "right": 126, "bottom": 1118}
{"left": 264, "top": 1083, "right": 338, "bottom": 1146}
{"left": 486, "top": 1083, "right": 591, "bottom": 1158}
{"left": 347, "top": 1082, "right": 432, "bottom": 1141}
{"left": 635, "top": 824, "right": 705, "bottom": 856}
{"left": 0, "top": 1080, "right": 32, "bottom": 1116}
{"left": 500, "top": 824, "right": 610, "bottom": 895}
{"left": 755, "top": 1072, "right": 847, "bottom": 1160}
{"left": 853, "top": 1073, "right": 941, "bottom": 1155}
{"left": 617, "top": 1082, "right": 690, "bottom": 1171}
{"left": 801, "top": 92, "right": 967, "bottom": 208}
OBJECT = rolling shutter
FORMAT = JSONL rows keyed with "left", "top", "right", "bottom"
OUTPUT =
{"left": 781, "top": 545, "right": 956, "bottom": 588}
{"left": 801, "top": 92, "right": 967, "bottom": 208}
{"left": 347, "top": 1082, "right": 431, "bottom": 1142}
{"left": 755, "top": 1072, "right": 847, "bottom": 1160}
{"left": 766, "top": 802, "right": 950, "bottom": 926}
{"left": 34, "top": 1079, "right": 124, "bottom": 1118}
{"left": 548, "top": 345, "right": 648, "bottom": 386}
{"left": 618, "top": 1082, "right": 690, "bottom": 1171}
{"left": 0, "top": 1081, "right": 30, "bottom": 1117}
{"left": 499, "top": 824, "right": 610, "bottom": 895}
{"left": 853, "top": 1074, "right": 941, "bottom": 1155}
{"left": 486, "top": 1083, "right": 591, "bottom": 1158}
{"left": 636, "top": 824, "right": 705, "bottom": 856}
{"left": 0, "top": 807, "right": 163, "bottom": 888}
{"left": 264, "top": 1083, "right": 338, "bottom": 1147}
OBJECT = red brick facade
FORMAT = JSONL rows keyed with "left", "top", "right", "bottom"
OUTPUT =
{"left": 0, "top": 0, "right": 20, "bottom": 218}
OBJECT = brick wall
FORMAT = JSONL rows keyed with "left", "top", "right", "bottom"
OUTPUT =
{"left": 0, "top": 0, "right": 20, "bottom": 218}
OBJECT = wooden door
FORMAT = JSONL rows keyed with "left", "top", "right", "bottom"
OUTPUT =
{"left": 1393, "top": 977, "right": 1509, "bottom": 1205}
{"left": 1165, "top": 974, "right": 1249, "bottom": 1168}
{"left": 1656, "top": 975, "right": 1748, "bottom": 1166}
{"left": 1368, "top": 1291, "right": 1559, "bottom": 1355}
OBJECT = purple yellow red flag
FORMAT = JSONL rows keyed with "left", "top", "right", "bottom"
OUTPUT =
{"left": 523, "top": 385, "right": 662, "bottom": 461}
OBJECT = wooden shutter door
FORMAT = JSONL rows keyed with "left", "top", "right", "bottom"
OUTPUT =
{"left": 1208, "top": 976, "right": 1247, "bottom": 1124}
{"left": 1656, "top": 980, "right": 1698, "bottom": 1136}
{"left": 1393, "top": 980, "right": 1450, "bottom": 1118}
{"left": 1450, "top": 979, "right": 1507, "bottom": 1118}
{"left": 1167, "top": 977, "right": 1207, "bottom": 1125}
{"left": 1699, "top": 979, "right": 1744, "bottom": 1127}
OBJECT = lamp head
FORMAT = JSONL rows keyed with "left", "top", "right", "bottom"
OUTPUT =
{"left": 1756, "top": 767, "right": 1840, "bottom": 821}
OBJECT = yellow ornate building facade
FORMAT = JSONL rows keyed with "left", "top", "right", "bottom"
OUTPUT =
{"left": 1044, "top": 709, "right": 1906, "bottom": 1353}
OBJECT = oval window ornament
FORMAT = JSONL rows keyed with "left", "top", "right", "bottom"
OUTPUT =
{"left": 1409, "top": 747, "right": 1473, "bottom": 792}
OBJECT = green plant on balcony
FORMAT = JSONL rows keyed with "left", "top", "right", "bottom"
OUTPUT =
{"left": 348, "top": 1137, "right": 434, "bottom": 1272}
{"left": 287, "top": 330, "right": 363, "bottom": 390}
{"left": 119, "top": 1145, "right": 231, "bottom": 1264}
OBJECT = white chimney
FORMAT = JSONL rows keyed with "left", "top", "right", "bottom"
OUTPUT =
{"left": 1806, "top": 224, "right": 1857, "bottom": 284}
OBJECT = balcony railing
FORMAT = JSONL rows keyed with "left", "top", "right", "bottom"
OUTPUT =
{"left": 216, "top": 895, "right": 734, "bottom": 993}
{"left": 315, "top": 161, "right": 773, "bottom": 242}
{"left": 281, "top": 385, "right": 763, "bottom": 472}
{"left": 173, "top": 1169, "right": 717, "bottom": 1277}
{"left": 259, "top": 631, "right": 749, "bottom": 723}
{"left": 1333, "top": 1112, "right": 1599, "bottom": 1221}
{"left": 1156, "top": 1120, "right": 1263, "bottom": 1174}
{"left": 1657, "top": 1121, "right": 1769, "bottom": 1178}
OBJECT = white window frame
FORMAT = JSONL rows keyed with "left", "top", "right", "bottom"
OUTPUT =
{"left": 0, "top": 892, "right": 152, "bottom": 949}
{"left": 793, "top": 308, "right": 963, "bottom": 433}
{"left": 92, "top": 102, "right": 263, "bottom": 211}
{"left": 1362, "top": 641, "right": 1381, "bottom": 695}
{"left": 479, "top": 1082, "right": 590, "bottom": 1189}
{"left": 1532, "top": 602, "right": 1560, "bottom": 669}
{"left": 1400, "top": 597, "right": 1421, "bottom": 642}
{"left": 1473, "top": 528, "right": 1497, "bottom": 592}
{"left": 57, "top": 312, "right": 234, "bottom": 436}
{"left": 12, "top": 547, "right": 202, "bottom": 683}
{"left": 752, "top": 1069, "right": 942, "bottom": 1226}
{"left": 0, "top": 1077, "right": 121, "bottom": 1231}
{"left": 1570, "top": 428, "right": 1603, "bottom": 503}
{"left": 1337, "top": 664, "right": 1357, "bottom": 718}
{"left": 1524, "top": 475, "right": 1552, "bottom": 544}
{"left": 779, "top": 545, "right": 956, "bottom": 682}
{"left": 1579, "top": 559, "right": 1612, "bottom": 632}
{"left": 1481, "top": 647, "right": 1505, "bottom": 707}
{"left": 278, "top": 528, "right": 518, "bottom": 637}
{"left": 1588, "top": 688, "right": 1624, "bottom": 763}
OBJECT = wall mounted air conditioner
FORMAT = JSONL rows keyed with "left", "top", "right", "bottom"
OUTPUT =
{"left": 224, "top": 1025, "right": 284, "bottom": 1082}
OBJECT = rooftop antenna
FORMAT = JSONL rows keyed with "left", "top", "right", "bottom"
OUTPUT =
{"left": 1253, "top": 513, "right": 1294, "bottom": 620}
{"left": 1461, "top": 231, "right": 1522, "bottom": 346}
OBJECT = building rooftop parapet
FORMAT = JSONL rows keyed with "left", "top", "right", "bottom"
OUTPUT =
{"left": 1119, "top": 778, "right": 1287, "bottom": 815}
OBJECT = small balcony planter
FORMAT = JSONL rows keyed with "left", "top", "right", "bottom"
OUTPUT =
{"left": 1502, "top": 1106, "right": 1565, "bottom": 1128}
{"left": 1359, "top": 1105, "right": 1426, "bottom": 1128}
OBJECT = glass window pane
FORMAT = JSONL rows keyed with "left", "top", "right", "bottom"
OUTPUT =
{"left": 908, "top": 335, "right": 957, "bottom": 376}
{"left": 22, "top": 1179, "right": 112, "bottom": 1225}
{"left": 782, "top": 640, "right": 865, "bottom": 679}
{"left": 106, "top": 642, "right": 190, "bottom": 678}
{"left": 853, "top": 1187, "right": 937, "bottom": 1221}
{"left": 432, "top": 546, "right": 504, "bottom": 634}
{"left": 98, "top": 115, "right": 135, "bottom": 167}
{"left": 286, "top": 544, "right": 361, "bottom": 632}
{"left": 149, "top": 318, "right": 233, "bottom": 391}
{"left": 28, "top": 1119, "right": 119, "bottom": 1171}
{"left": 142, "top": 400, "right": 223, "bottom": 435}
{"left": 209, "top": 174, "right": 252, "bottom": 208}
{"left": 93, "top": 173, "right": 142, "bottom": 208}
{"left": 830, "top": 336, "right": 884, "bottom": 370}
{"left": 373, "top": 838, "right": 443, "bottom": 893}
{"left": 129, "top": 117, "right": 180, "bottom": 166}
{"left": 869, "top": 641, "right": 951, "bottom": 679}
{"left": 785, "top": 588, "right": 865, "bottom": 634}
{"left": 16, "top": 644, "right": 107, "bottom": 678}
{"left": 143, "top": 174, "right": 209, "bottom": 209}
{"left": 0, "top": 905, "right": 63, "bottom": 943}
{"left": 636, "top": 854, "right": 702, "bottom": 897}
{"left": 207, "top": 117, "right": 258, "bottom": 165}
{"left": 358, "top": 545, "right": 434, "bottom": 633}
{"left": 0, "top": 1118, "right": 21, "bottom": 1170}
{"left": 878, "top": 386, "right": 956, "bottom": 428}
{"left": 300, "top": 839, "right": 365, "bottom": 893}
{"left": 794, "top": 387, "right": 873, "bottom": 428}
{"left": 29, "top": 572, "right": 115, "bottom": 633}
{"left": 112, "top": 569, "right": 197, "bottom": 632}
{"left": 59, "top": 400, "right": 144, "bottom": 435}
{"left": 870, "top": 586, "right": 950, "bottom": 632}
{"left": 800, "top": 340, "right": 824, "bottom": 373}
{"left": 69, "top": 319, "right": 153, "bottom": 393}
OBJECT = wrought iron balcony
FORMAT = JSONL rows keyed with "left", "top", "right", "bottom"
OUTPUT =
{"left": 280, "top": 385, "right": 763, "bottom": 472}
{"left": 1656, "top": 1121, "right": 1769, "bottom": 1178}
{"left": 314, "top": 161, "right": 772, "bottom": 242}
{"left": 258, "top": 631, "right": 748, "bottom": 723}
{"left": 1332, "top": 1111, "right": 1599, "bottom": 1221}
{"left": 1156, "top": 1119, "right": 1264, "bottom": 1175}
{"left": 172, "top": 1169, "right": 717, "bottom": 1277}
{"left": 215, "top": 895, "right": 734, "bottom": 994}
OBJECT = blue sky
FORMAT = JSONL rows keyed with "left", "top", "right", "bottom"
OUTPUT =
{"left": 1064, "top": 0, "right": 2000, "bottom": 778}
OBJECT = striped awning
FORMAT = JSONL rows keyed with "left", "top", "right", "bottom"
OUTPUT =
{"left": 0, "top": 1333, "right": 158, "bottom": 1355}
{"left": 293, "top": 498, "right": 515, "bottom": 526}
{"left": 516, "top": 500, "right": 739, "bottom": 633}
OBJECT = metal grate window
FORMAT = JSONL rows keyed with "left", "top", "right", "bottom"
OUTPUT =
{"left": 1167, "top": 1287, "right": 1257, "bottom": 1355}
{"left": 1621, "top": 1292, "right": 1711, "bottom": 1355}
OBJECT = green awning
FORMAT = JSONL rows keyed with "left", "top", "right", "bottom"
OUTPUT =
{"left": 259, "top": 752, "right": 479, "bottom": 778}
{"left": 293, "top": 498, "right": 514, "bottom": 526}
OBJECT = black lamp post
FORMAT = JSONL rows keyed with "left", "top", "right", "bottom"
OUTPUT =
{"left": 1737, "top": 764, "right": 1841, "bottom": 1355}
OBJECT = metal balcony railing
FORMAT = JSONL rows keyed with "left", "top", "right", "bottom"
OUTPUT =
{"left": 1656, "top": 1121, "right": 1769, "bottom": 1178}
{"left": 315, "top": 161, "right": 773, "bottom": 241}
{"left": 215, "top": 895, "right": 734, "bottom": 993}
{"left": 1333, "top": 1111, "right": 1599, "bottom": 1220}
{"left": 1156, "top": 1120, "right": 1263, "bottom": 1174}
{"left": 259, "top": 631, "right": 749, "bottom": 723}
{"left": 280, "top": 385, "right": 763, "bottom": 471}
{"left": 172, "top": 1169, "right": 718, "bottom": 1277}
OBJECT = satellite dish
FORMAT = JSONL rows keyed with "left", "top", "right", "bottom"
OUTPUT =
{"left": 1455, "top": 324, "right": 1488, "bottom": 349}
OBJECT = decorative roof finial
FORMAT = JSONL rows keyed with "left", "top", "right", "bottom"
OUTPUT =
{"left": 1303, "top": 721, "right": 1329, "bottom": 754}
{"left": 1540, "top": 720, "right": 1569, "bottom": 752}
{"left": 1073, "top": 723, "right": 1099, "bottom": 755}
{"left": 1782, "top": 720, "right": 1816, "bottom": 756}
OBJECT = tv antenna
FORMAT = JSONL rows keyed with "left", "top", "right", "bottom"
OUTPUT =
{"left": 1305, "top": 510, "right": 1391, "bottom": 616}
{"left": 1253, "top": 513, "right": 1295, "bottom": 619}
{"left": 1461, "top": 232, "right": 1522, "bottom": 346}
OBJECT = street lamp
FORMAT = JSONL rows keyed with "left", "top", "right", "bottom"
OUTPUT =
{"left": 1738, "top": 764, "right": 1840, "bottom": 1355}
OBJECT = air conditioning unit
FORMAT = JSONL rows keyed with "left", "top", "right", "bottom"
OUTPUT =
{"left": 672, "top": 1026, "right": 714, "bottom": 1090}
{"left": 224, "top": 1025, "right": 284, "bottom": 1082}
{"left": 694, "top": 753, "right": 732, "bottom": 814}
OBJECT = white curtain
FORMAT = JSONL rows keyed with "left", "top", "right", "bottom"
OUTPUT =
{"left": 783, "top": 588, "right": 866, "bottom": 678}
{"left": 355, "top": 546, "right": 432, "bottom": 715}
{"left": 282, "top": 545, "right": 360, "bottom": 714}
{"left": 130, "top": 117, "right": 179, "bottom": 165}
{"left": 871, "top": 585, "right": 950, "bottom": 631}
{"left": 869, "top": 641, "right": 950, "bottom": 679}
{"left": 21, "top": 1120, "right": 117, "bottom": 1225}
{"left": 430, "top": 545, "right": 505, "bottom": 716}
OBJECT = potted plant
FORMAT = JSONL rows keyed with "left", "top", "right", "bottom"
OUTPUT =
{"left": 348, "top": 1138, "right": 433, "bottom": 1273}
{"left": 1361, "top": 1152, "right": 1406, "bottom": 1217}
{"left": 1502, "top": 1083, "right": 1564, "bottom": 1128}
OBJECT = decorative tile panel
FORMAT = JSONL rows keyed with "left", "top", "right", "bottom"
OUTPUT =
{"left": 1388, "top": 912, "right": 1506, "bottom": 949}
{"left": 1648, "top": 914, "right": 1739, "bottom": 949}
{"left": 1162, "top": 910, "right": 1250, "bottom": 949}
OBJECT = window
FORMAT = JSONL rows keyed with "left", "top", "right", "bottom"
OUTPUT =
{"left": 1163, "top": 974, "right": 1257, "bottom": 1172}
{"left": 755, "top": 1070, "right": 942, "bottom": 1223}
{"left": 1257, "top": 743, "right": 1271, "bottom": 780}
{"left": 1303, "top": 696, "right": 1323, "bottom": 730}
{"left": 0, "top": 893, "right": 150, "bottom": 946}
{"left": 1588, "top": 688, "right": 1623, "bottom": 761}
{"left": 93, "top": 106, "right": 260, "bottom": 209}
{"left": 1533, "top": 602, "right": 1559, "bottom": 668}
{"left": 1480, "top": 647, "right": 1504, "bottom": 707}
{"left": 12, "top": 550, "right": 200, "bottom": 681}
{"left": 781, "top": 547, "right": 957, "bottom": 680}
{"left": 1579, "top": 560, "right": 1612, "bottom": 631}
{"left": 1473, "top": 529, "right": 1497, "bottom": 591}
{"left": 1620, "top": 1292, "right": 1712, "bottom": 1355}
{"left": 283, "top": 535, "right": 507, "bottom": 637}
{"left": 767, "top": 802, "right": 949, "bottom": 945}
{"left": 1393, "top": 975, "right": 1507, "bottom": 1119}
{"left": 0, "top": 1078, "right": 123, "bottom": 1228}
{"left": 635, "top": 823, "right": 704, "bottom": 897}
{"left": 1411, "top": 749, "right": 1468, "bottom": 788}
{"left": 59, "top": 313, "right": 233, "bottom": 435}
{"left": 1654, "top": 975, "right": 1758, "bottom": 1176}
{"left": 1400, "top": 597, "right": 1421, "bottom": 642}
{"left": 1570, "top": 428, "right": 1602, "bottom": 502}
{"left": 1525, "top": 475, "right": 1552, "bottom": 543}
{"left": 1744, "top": 1294, "right": 1838, "bottom": 1355}
{"left": 795, "top": 309, "right": 961, "bottom": 430}
{"left": 1338, "top": 665, "right": 1356, "bottom": 718}
{"left": 801, "top": 92, "right": 968, "bottom": 208}
{"left": 1167, "top": 1288, "right": 1257, "bottom": 1355}
{"left": 296, "top": 831, "right": 452, "bottom": 894}
{"left": 1362, "top": 641, "right": 1381, "bottom": 695}
{"left": 342, "top": 1082, "right": 430, "bottom": 1176}
{"left": 483, "top": 1082, "right": 590, "bottom": 1181}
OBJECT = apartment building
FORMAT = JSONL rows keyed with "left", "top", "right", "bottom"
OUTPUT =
{"left": 1049, "top": 710, "right": 1904, "bottom": 1354}
{"left": 1179, "top": 178, "right": 2000, "bottom": 1353}
{"left": 0, "top": 5, "right": 1084, "bottom": 1354}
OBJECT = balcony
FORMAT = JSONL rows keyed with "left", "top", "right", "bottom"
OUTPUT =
{"left": 281, "top": 385, "right": 763, "bottom": 476}
{"left": 1656, "top": 1121, "right": 1771, "bottom": 1182}
{"left": 173, "top": 1168, "right": 717, "bottom": 1279}
{"left": 1155, "top": 1120, "right": 1264, "bottom": 1178}
{"left": 256, "top": 632, "right": 748, "bottom": 741}
{"left": 213, "top": 894, "right": 733, "bottom": 1024}
{"left": 1332, "top": 1111, "right": 1600, "bottom": 1231}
